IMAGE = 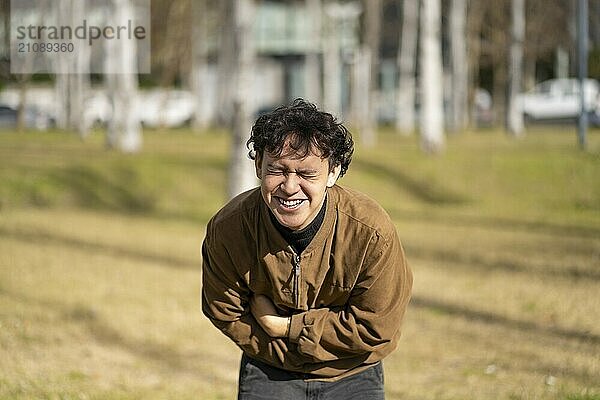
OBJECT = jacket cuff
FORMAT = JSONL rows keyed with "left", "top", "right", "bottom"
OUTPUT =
{"left": 288, "top": 312, "right": 305, "bottom": 343}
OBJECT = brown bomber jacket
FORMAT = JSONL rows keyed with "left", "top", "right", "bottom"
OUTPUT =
{"left": 201, "top": 185, "right": 412, "bottom": 381}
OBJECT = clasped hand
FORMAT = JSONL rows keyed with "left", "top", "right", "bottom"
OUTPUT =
{"left": 250, "top": 294, "right": 290, "bottom": 338}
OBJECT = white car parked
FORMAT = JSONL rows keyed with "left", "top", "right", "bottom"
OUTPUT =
{"left": 136, "top": 90, "right": 196, "bottom": 128}
{"left": 519, "top": 78, "right": 600, "bottom": 125}
{"left": 83, "top": 89, "right": 197, "bottom": 129}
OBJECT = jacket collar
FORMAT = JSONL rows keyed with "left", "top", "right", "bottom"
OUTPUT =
{"left": 258, "top": 186, "right": 338, "bottom": 256}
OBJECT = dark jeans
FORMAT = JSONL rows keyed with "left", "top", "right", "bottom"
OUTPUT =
{"left": 237, "top": 353, "right": 385, "bottom": 400}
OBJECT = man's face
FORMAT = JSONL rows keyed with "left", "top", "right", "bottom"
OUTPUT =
{"left": 256, "top": 139, "right": 341, "bottom": 231}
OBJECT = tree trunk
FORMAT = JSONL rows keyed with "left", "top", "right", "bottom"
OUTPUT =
{"left": 305, "top": 0, "right": 322, "bottom": 105}
{"left": 419, "top": 0, "right": 445, "bottom": 153}
{"left": 191, "top": 0, "right": 211, "bottom": 130}
{"left": 227, "top": 0, "right": 258, "bottom": 199}
{"left": 50, "top": 0, "right": 89, "bottom": 136}
{"left": 506, "top": 0, "right": 525, "bottom": 137}
{"left": 105, "top": 0, "right": 142, "bottom": 153}
{"left": 360, "top": 0, "right": 382, "bottom": 147}
{"left": 493, "top": 61, "right": 507, "bottom": 127}
{"left": 69, "top": 0, "right": 90, "bottom": 137}
{"left": 523, "top": 54, "right": 536, "bottom": 90}
{"left": 16, "top": 78, "right": 27, "bottom": 133}
{"left": 323, "top": 5, "right": 343, "bottom": 120}
{"left": 554, "top": 46, "right": 569, "bottom": 79}
{"left": 55, "top": 73, "right": 69, "bottom": 131}
{"left": 54, "top": 0, "right": 71, "bottom": 131}
{"left": 448, "top": 0, "right": 468, "bottom": 133}
{"left": 353, "top": 47, "right": 370, "bottom": 138}
{"left": 2, "top": 0, "right": 8, "bottom": 55}
{"left": 71, "top": 70, "right": 91, "bottom": 138}
{"left": 396, "top": 0, "right": 418, "bottom": 135}
{"left": 157, "top": 0, "right": 190, "bottom": 129}
{"left": 216, "top": 0, "right": 236, "bottom": 127}
{"left": 467, "top": 1, "right": 484, "bottom": 128}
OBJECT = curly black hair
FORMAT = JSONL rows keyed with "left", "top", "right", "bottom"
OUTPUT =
{"left": 247, "top": 99, "right": 354, "bottom": 177}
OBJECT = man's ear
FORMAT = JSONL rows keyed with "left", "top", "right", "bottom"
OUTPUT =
{"left": 255, "top": 154, "right": 263, "bottom": 179}
{"left": 326, "top": 164, "right": 342, "bottom": 187}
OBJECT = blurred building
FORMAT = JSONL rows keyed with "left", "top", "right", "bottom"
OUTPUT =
{"left": 197, "top": 0, "right": 362, "bottom": 122}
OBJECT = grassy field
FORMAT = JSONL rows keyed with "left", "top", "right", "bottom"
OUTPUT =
{"left": 0, "top": 126, "right": 599, "bottom": 399}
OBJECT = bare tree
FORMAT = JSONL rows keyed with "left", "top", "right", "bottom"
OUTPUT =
{"left": 305, "top": 0, "right": 322, "bottom": 105}
{"left": 470, "top": 1, "right": 569, "bottom": 129}
{"left": 227, "top": 0, "right": 258, "bottom": 198}
{"left": 55, "top": 0, "right": 90, "bottom": 137}
{"left": 359, "top": 0, "right": 382, "bottom": 147}
{"left": 54, "top": 0, "right": 69, "bottom": 131}
{"left": 152, "top": 0, "right": 191, "bottom": 85}
{"left": 71, "top": 50, "right": 91, "bottom": 137}
{"left": 524, "top": 0, "right": 570, "bottom": 86}
{"left": 467, "top": 1, "right": 485, "bottom": 127}
{"left": 0, "top": 0, "right": 7, "bottom": 65}
{"left": 105, "top": 0, "right": 142, "bottom": 152}
{"left": 448, "top": 0, "right": 468, "bottom": 133}
{"left": 506, "top": 0, "right": 525, "bottom": 136}
{"left": 323, "top": 4, "right": 343, "bottom": 120}
{"left": 12, "top": 0, "right": 48, "bottom": 132}
{"left": 216, "top": 0, "right": 236, "bottom": 126}
{"left": 419, "top": 0, "right": 445, "bottom": 153}
{"left": 191, "top": 0, "right": 213, "bottom": 130}
{"left": 152, "top": 0, "right": 191, "bottom": 128}
{"left": 396, "top": 0, "right": 418, "bottom": 135}
{"left": 353, "top": 45, "right": 370, "bottom": 139}
{"left": 15, "top": 77, "right": 28, "bottom": 133}
{"left": 483, "top": 1, "right": 510, "bottom": 126}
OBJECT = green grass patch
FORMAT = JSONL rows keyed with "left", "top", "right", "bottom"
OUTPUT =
{"left": 565, "top": 393, "right": 600, "bottom": 400}
{"left": 1, "top": 127, "right": 598, "bottom": 228}
{"left": 0, "top": 129, "right": 228, "bottom": 222}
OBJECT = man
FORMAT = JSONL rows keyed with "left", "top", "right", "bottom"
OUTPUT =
{"left": 202, "top": 99, "right": 412, "bottom": 399}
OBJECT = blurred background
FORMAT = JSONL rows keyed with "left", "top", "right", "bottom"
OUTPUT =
{"left": 0, "top": 0, "right": 599, "bottom": 399}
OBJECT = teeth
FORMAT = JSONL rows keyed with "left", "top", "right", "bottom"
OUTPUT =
{"left": 278, "top": 198, "right": 303, "bottom": 207}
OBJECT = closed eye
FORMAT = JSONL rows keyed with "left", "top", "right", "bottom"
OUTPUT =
{"left": 266, "top": 166, "right": 319, "bottom": 179}
{"left": 266, "top": 168, "right": 285, "bottom": 176}
{"left": 298, "top": 172, "right": 318, "bottom": 180}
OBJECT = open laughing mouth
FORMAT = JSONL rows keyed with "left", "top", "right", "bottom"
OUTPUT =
{"left": 275, "top": 197, "right": 306, "bottom": 210}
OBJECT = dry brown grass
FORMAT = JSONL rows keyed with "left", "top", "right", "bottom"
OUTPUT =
{"left": 1, "top": 210, "right": 239, "bottom": 399}
{"left": 1, "top": 206, "right": 598, "bottom": 399}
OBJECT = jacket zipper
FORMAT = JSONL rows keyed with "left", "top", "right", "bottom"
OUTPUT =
{"left": 292, "top": 251, "right": 301, "bottom": 308}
